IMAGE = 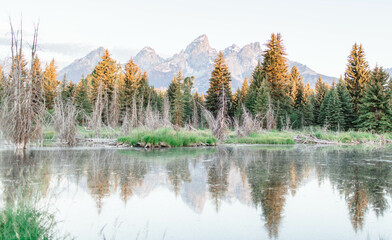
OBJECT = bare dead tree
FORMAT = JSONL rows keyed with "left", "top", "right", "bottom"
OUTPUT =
{"left": 0, "top": 20, "right": 45, "bottom": 150}
{"left": 89, "top": 80, "right": 104, "bottom": 131}
{"left": 192, "top": 98, "right": 198, "bottom": 128}
{"left": 53, "top": 96, "right": 78, "bottom": 146}
{"left": 162, "top": 94, "right": 171, "bottom": 126}
{"left": 202, "top": 86, "right": 229, "bottom": 141}
{"left": 138, "top": 94, "right": 144, "bottom": 127}
{"left": 121, "top": 107, "right": 131, "bottom": 134}
{"left": 131, "top": 94, "right": 138, "bottom": 128}
{"left": 143, "top": 94, "right": 166, "bottom": 130}
{"left": 109, "top": 80, "right": 120, "bottom": 128}
{"left": 145, "top": 94, "right": 153, "bottom": 129}
{"left": 281, "top": 113, "right": 294, "bottom": 131}
{"left": 234, "top": 106, "right": 263, "bottom": 137}
{"left": 265, "top": 96, "right": 276, "bottom": 130}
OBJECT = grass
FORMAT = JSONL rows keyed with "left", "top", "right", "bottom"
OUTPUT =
{"left": 0, "top": 204, "right": 59, "bottom": 240}
{"left": 224, "top": 127, "right": 392, "bottom": 145}
{"left": 225, "top": 131, "right": 296, "bottom": 144}
{"left": 78, "top": 126, "right": 121, "bottom": 138}
{"left": 118, "top": 128, "right": 217, "bottom": 147}
{"left": 304, "top": 128, "right": 392, "bottom": 143}
{"left": 40, "top": 124, "right": 392, "bottom": 147}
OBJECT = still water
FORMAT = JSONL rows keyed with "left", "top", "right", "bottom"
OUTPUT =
{"left": 0, "top": 145, "right": 392, "bottom": 239}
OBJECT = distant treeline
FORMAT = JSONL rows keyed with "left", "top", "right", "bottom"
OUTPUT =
{"left": 1, "top": 33, "right": 391, "bottom": 133}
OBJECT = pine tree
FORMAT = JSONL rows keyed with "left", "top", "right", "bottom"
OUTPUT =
{"left": 356, "top": 67, "right": 392, "bottom": 132}
{"left": 232, "top": 89, "right": 240, "bottom": 117}
{"left": 318, "top": 89, "right": 330, "bottom": 127}
{"left": 253, "top": 80, "right": 271, "bottom": 116}
{"left": 336, "top": 78, "right": 356, "bottom": 130}
{"left": 233, "top": 77, "right": 248, "bottom": 117}
{"left": 245, "top": 62, "right": 266, "bottom": 114}
{"left": 168, "top": 71, "right": 184, "bottom": 125}
{"left": 262, "top": 33, "right": 290, "bottom": 105}
{"left": 303, "top": 83, "right": 314, "bottom": 126}
{"left": 90, "top": 50, "right": 117, "bottom": 99}
{"left": 344, "top": 43, "right": 370, "bottom": 114}
{"left": 60, "top": 76, "right": 75, "bottom": 103}
{"left": 313, "top": 76, "right": 328, "bottom": 125}
{"left": 8, "top": 53, "right": 28, "bottom": 83}
{"left": 89, "top": 49, "right": 120, "bottom": 125}
{"left": 205, "top": 52, "right": 233, "bottom": 117}
{"left": 289, "top": 66, "right": 306, "bottom": 128}
{"left": 182, "top": 76, "right": 194, "bottom": 124}
{"left": 318, "top": 87, "right": 344, "bottom": 131}
{"left": 74, "top": 77, "right": 92, "bottom": 123}
{"left": 30, "top": 57, "right": 44, "bottom": 109}
{"left": 122, "top": 58, "right": 142, "bottom": 110}
{"left": 172, "top": 80, "right": 184, "bottom": 126}
{"left": 303, "top": 94, "right": 314, "bottom": 127}
{"left": 138, "top": 71, "right": 150, "bottom": 100}
{"left": 43, "top": 58, "right": 60, "bottom": 110}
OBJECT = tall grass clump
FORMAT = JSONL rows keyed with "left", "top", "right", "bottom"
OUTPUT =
{"left": 118, "top": 128, "right": 217, "bottom": 147}
{"left": 0, "top": 204, "right": 59, "bottom": 240}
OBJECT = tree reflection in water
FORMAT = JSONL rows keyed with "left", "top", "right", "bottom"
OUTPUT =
{"left": 0, "top": 146, "right": 391, "bottom": 238}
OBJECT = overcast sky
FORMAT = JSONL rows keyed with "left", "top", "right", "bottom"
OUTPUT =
{"left": 1, "top": 0, "right": 391, "bottom": 77}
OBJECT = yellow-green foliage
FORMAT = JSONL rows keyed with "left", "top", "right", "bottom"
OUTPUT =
{"left": 118, "top": 128, "right": 217, "bottom": 147}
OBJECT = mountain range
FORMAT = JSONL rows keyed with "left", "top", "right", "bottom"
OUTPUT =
{"left": 58, "top": 34, "right": 338, "bottom": 92}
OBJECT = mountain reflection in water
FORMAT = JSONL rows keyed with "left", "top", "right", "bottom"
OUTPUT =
{"left": 0, "top": 146, "right": 391, "bottom": 239}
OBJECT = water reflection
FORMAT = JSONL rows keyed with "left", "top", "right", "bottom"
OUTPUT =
{"left": 0, "top": 146, "right": 391, "bottom": 239}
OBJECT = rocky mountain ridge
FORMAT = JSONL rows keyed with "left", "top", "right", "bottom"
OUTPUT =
{"left": 58, "top": 35, "right": 337, "bottom": 92}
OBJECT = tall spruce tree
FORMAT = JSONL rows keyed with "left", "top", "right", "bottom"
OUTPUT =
{"left": 313, "top": 76, "right": 328, "bottom": 125}
{"left": 290, "top": 66, "right": 306, "bottom": 128}
{"left": 74, "top": 77, "right": 92, "bottom": 122}
{"left": 344, "top": 43, "right": 370, "bottom": 114}
{"left": 356, "top": 67, "right": 392, "bottom": 132}
{"left": 60, "top": 77, "right": 75, "bottom": 103}
{"left": 336, "top": 78, "right": 356, "bottom": 130}
{"left": 182, "top": 76, "right": 194, "bottom": 124}
{"left": 245, "top": 61, "right": 266, "bottom": 114}
{"left": 30, "top": 57, "right": 44, "bottom": 110}
{"left": 89, "top": 49, "right": 119, "bottom": 125}
{"left": 122, "top": 58, "right": 142, "bottom": 110}
{"left": 90, "top": 49, "right": 117, "bottom": 103}
{"left": 43, "top": 58, "right": 60, "bottom": 110}
{"left": 233, "top": 77, "right": 248, "bottom": 117}
{"left": 262, "top": 33, "right": 290, "bottom": 106}
{"left": 253, "top": 80, "right": 271, "bottom": 116}
{"left": 8, "top": 53, "right": 28, "bottom": 83}
{"left": 168, "top": 71, "right": 184, "bottom": 125}
{"left": 318, "top": 87, "right": 344, "bottom": 131}
{"left": 303, "top": 95, "right": 314, "bottom": 127}
{"left": 205, "top": 52, "right": 233, "bottom": 117}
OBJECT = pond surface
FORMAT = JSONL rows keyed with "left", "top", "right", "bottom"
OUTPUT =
{"left": 0, "top": 145, "right": 392, "bottom": 239}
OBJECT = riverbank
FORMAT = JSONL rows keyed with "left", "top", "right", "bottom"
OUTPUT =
{"left": 10, "top": 126, "right": 391, "bottom": 149}
{"left": 116, "top": 128, "right": 392, "bottom": 148}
